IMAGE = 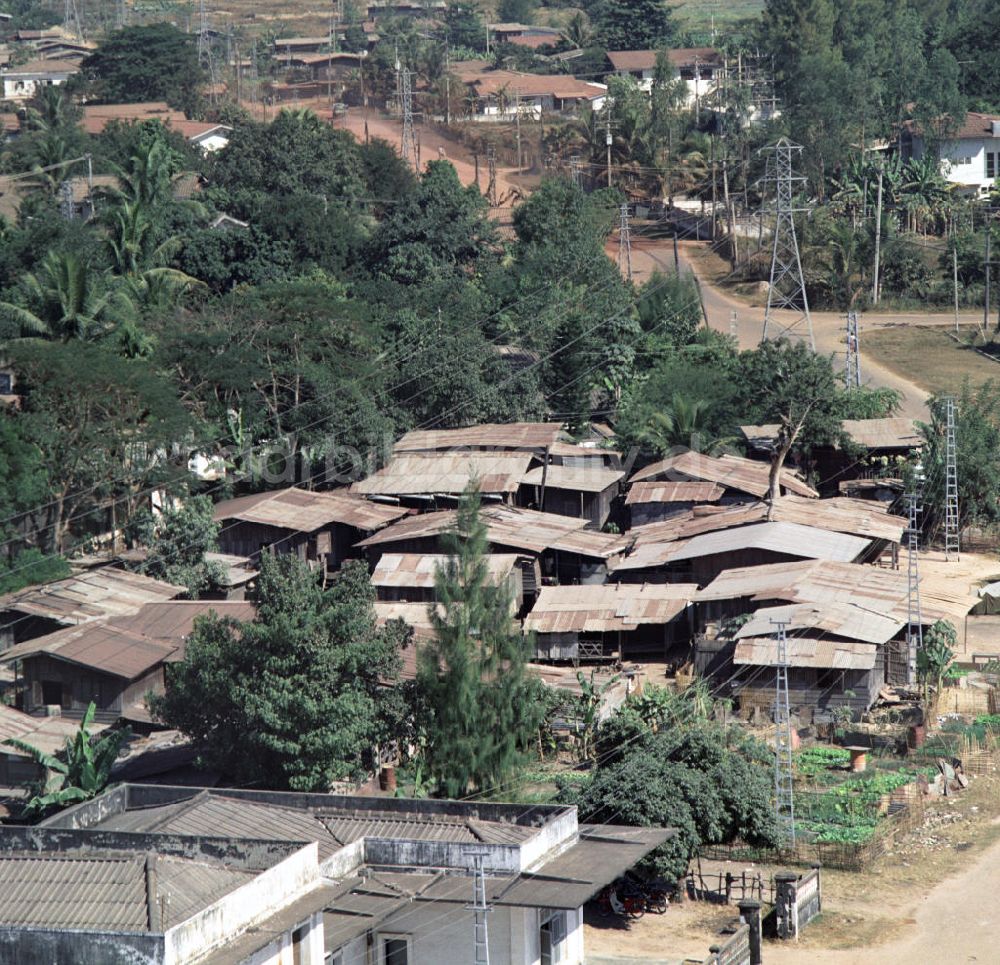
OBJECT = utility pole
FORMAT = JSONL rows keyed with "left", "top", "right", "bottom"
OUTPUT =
{"left": 730, "top": 309, "right": 739, "bottom": 341}
{"left": 465, "top": 850, "right": 492, "bottom": 965}
{"left": 514, "top": 89, "right": 522, "bottom": 172}
{"left": 771, "top": 619, "right": 796, "bottom": 849}
{"left": 844, "top": 311, "right": 861, "bottom": 389}
{"left": 618, "top": 202, "right": 632, "bottom": 281}
{"left": 400, "top": 66, "right": 417, "bottom": 168}
{"left": 905, "top": 461, "right": 925, "bottom": 687}
{"left": 945, "top": 396, "right": 960, "bottom": 562}
{"left": 953, "top": 244, "right": 960, "bottom": 333}
{"left": 872, "top": 166, "right": 884, "bottom": 305}
{"left": 570, "top": 154, "right": 582, "bottom": 189}
{"left": 605, "top": 108, "right": 613, "bottom": 189}
{"left": 985, "top": 231, "right": 993, "bottom": 334}
{"left": 445, "top": 44, "right": 451, "bottom": 126}
{"left": 486, "top": 145, "right": 497, "bottom": 206}
{"left": 760, "top": 138, "right": 814, "bottom": 348}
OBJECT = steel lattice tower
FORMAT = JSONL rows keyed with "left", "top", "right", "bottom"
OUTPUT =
{"left": 761, "top": 139, "right": 814, "bottom": 348}
{"left": 844, "top": 312, "right": 861, "bottom": 388}
{"left": 771, "top": 619, "right": 796, "bottom": 848}
{"left": 465, "top": 851, "right": 491, "bottom": 965}
{"left": 618, "top": 202, "right": 632, "bottom": 280}
{"left": 400, "top": 67, "right": 417, "bottom": 168}
{"left": 905, "top": 481, "right": 924, "bottom": 687}
{"left": 945, "top": 396, "right": 960, "bottom": 561}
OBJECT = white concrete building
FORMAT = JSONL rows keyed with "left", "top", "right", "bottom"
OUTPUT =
{"left": 906, "top": 111, "right": 1000, "bottom": 194}
{"left": 607, "top": 47, "right": 723, "bottom": 105}
{"left": 0, "top": 58, "right": 77, "bottom": 101}
{"left": 39, "top": 784, "right": 671, "bottom": 965}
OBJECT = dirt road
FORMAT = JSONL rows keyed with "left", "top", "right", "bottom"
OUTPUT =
{"left": 766, "top": 827, "right": 1000, "bottom": 965}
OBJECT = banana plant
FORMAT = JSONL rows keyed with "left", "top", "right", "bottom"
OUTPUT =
{"left": 2, "top": 702, "right": 131, "bottom": 818}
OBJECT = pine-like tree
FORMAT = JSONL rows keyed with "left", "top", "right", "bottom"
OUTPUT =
{"left": 417, "top": 484, "right": 544, "bottom": 797}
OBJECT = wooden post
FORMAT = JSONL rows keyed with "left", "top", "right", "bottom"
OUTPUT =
{"left": 954, "top": 245, "right": 960, "bottom": 333}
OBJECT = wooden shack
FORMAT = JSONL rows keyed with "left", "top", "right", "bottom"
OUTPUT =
{"left": 0, "top": 568, "right": 183, "bottom": 651}
{"left": 518, "top": 464, "right": 625, "bottom": 528}
{"left": 213, "top": 487, "right": 408, "bottom": 575}
{"left": 629, "top": 451, "right": 817, "bottom": 503}
{"left": 0, "top": 601, "right": 253, "bottom": 723}
{"left": 357, "top": 506, "right": 628, "bottom": 587}
{"left": 371, "top": 553, "right": 524, "bottom": 614}
{"left": 626, "top": 481, "right": 723, "bottom": 527}
{"left": 524, "top": 583, "right": 696, "bottom": 662}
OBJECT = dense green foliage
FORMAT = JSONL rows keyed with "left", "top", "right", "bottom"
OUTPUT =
{"left": 80, "top": 24, "right": 204, "bottom": 112}
{"left": 416, "top": 487, "right": 547, "bottom": 796}
{"left": 152, "top": 556, "right": 407, "bottom": 790}
{"left": 564, "top": 686, "right": 777, "bottom": 879}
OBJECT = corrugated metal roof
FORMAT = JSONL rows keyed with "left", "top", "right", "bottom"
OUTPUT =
{"left": 353, "top": 452, "right": 534, "bottom": 496}
{"left": 695, "top": 560, "right": 976, "bottom": 624}
{"left": 213, "top": 487, "right": 409, "bottom": 533}
{"left": 736, "top": 601, "right": 903, "bottom": 645}
{"left": 734, "top": 637, "right": 877, "bottom": 670}
{"left": 547, "top": 441, "right": 622, "bottom": 463}
{"left": 629, "top": 451, "right": 817, "bottom": 498}
{"left": 372, "top": 554, "right": 519, "bottom": 589}
{"left": 520, "top": 465, "right": 625, "bottom": 494}
{"left": 0, "top": 568, "right": 183, "bottom": 626}
{"left": 615, "top": 521, "right": 870, "bottom": 571}
{"left": 0, "top": 601, "right": 253, "bottom": 678}
{"left": 0, "top": 704, "right": 106, "bottom": 758}
{"left": 394, "top": 423, "right": 564, "bottom": 452}
{"left": 525, "top": 584, "right": 695, "bottom": 633}
{"left": 625, "top": 481, "right": 724, "bottom": 505}
{"left": 357, "top": 506, "right": 623, "bottom": 558}
{"left": 100, "top": 793, "right": 344, "bottom": 860}
{"left": 629, "top": 495, "right": 905, "bottom": 545}
{"left": 0, "top": 852, "right": 253, "bottom": 931}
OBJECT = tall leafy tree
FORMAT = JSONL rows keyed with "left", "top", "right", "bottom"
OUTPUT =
{"left": 590, "top": 0, "right": 676, "bottom": 50}
{"left": 416, "top": 485, "right": 545, "bottom": 797}
{"left": 125, "top": 495, "right": 225, "bottom": 596}
{"left": 152, "top": 556, "right": 407, "bottom": 790}
{"left": 81, "top": 23, "right": 204, "bottom": 112}
{"left": 737, "top": 340, "right": 843, "bottom": 507}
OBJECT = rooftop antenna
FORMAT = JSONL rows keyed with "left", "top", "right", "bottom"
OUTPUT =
{"left": 944, "top": 397, "right": 960, "bottom": 561}
{"left": 771, "top": 619, "right": 796, "bottom": 848}
{"left": 760, "top": 138, "right": 814, "bottom": 348}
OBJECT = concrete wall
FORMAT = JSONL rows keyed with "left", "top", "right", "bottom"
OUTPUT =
{"left": 164, "top": 843, "right": 319, "bottom": 963}
{"left": 333, "top": 904, "right": 584, "bottom": 965}
{"left": 0, "top": 927, "right": 162, "bottom": 964}
{"left": 241, "top": 911, "right": 325, "bottom": 965}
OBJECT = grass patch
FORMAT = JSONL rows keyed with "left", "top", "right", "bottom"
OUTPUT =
{"left": 671, "top": 0, "right": 763, "bottom": 31}
{"left": 863, "top": 325, "right": 1000, "bottom": 395}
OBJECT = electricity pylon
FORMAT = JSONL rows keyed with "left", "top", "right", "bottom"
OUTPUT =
{"left": 760, "top": 138, "right": 814, "bottom": 348}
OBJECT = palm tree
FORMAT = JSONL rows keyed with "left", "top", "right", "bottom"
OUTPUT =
{"left": 23, "top": 130, "right": 76, "bottom": 194}
{"left": 2, "top": 702, "right": 131, "bottom": 818}
{"left": 638, "top": 392, "right": 730, "bottom": 453}
{"left": 563, "top": 12, "right": 592, "bottom": 49}
{"left": 0, "top": 251, "right": 113, "bottom": 341}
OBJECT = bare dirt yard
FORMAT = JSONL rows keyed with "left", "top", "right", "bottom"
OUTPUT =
{"left": 584, "top": 773, "right": 1000, "bottom": 964}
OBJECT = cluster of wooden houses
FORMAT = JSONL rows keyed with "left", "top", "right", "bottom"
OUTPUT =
{"left": 0, "top": 417, "right": 978, "bottom": 775}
